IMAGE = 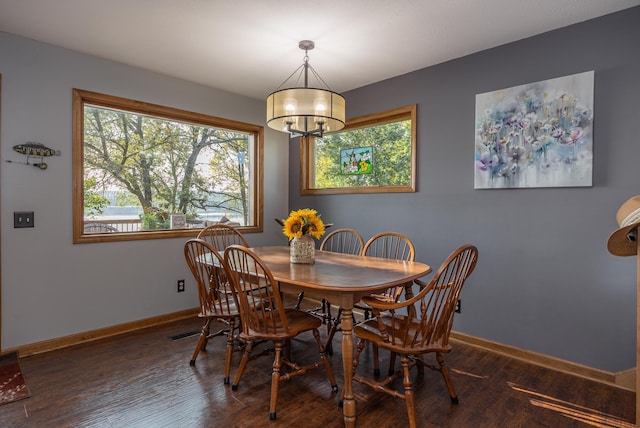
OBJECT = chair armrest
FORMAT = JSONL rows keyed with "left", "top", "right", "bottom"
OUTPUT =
{"left": 362, "top": 277, "right": 435, "bottom": 311}
{"left": 414, "top": 278, "right": 434, "bottom": 290}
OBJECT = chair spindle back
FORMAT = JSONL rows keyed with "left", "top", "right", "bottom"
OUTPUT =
{"left": 362, "top": 231, "right": 415, "bottom": 261}
{"left": 362, "top": 232, "right": 415, "bottom": 302}
{"left": 197, "top": 223, "right": 249, "bottom": 251}
{"left": 367, "top": 245, "right": 478, "bottom": 349}
{"left": 224, "top": 245, "right": 289, "bottom": 335}
{"left": 184, "top": 238, "right": 237, "bottom": 317}
{"left": 320, "top": 228, "right": 364, "bottom": 255}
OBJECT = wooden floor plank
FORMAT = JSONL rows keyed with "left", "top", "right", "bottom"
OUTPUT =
{"left": 0, "top": 307, "right": 634, "bottom": 427}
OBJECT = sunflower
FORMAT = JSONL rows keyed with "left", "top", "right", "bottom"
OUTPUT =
{"left": 282, "top": 208, "right": 326, "bottom": 241}
{"left": 305, "top": 216, "right": 326, "bottom": 239}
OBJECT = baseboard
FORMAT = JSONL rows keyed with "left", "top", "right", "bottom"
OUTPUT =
{"left": 5, "top": 307, "right": 199, "bottom": 357}
{"left": 321, "top": 299, "right": 636, "bottom": 391}
{"left": 614, "top": 367, "right": 636, "bottom": 390}
{"left": 5, "top": 306, "right": 636, "bottom": 393}
{"left": 450, "top": 331, "right": 635, "bottom": 392}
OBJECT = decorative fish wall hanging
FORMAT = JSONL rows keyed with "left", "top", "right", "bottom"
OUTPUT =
{"left": 7, "top": 142, "right": 61, "bottom": 170}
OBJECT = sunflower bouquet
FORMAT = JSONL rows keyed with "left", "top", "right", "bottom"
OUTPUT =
{"left": 282, "top": 208, "right": 326, "bottom": 241}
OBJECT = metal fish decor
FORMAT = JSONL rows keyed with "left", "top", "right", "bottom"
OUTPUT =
{"left": 7, "top": 142, "right": 61, "bottom": 170}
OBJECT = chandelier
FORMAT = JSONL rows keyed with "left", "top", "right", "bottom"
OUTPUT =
{"left": 266, "top": 40, "right": 345, "bottom": 138}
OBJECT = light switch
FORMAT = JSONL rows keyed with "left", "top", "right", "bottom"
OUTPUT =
{"left": 14, "top": 211, "right": 34, "bottom": 228}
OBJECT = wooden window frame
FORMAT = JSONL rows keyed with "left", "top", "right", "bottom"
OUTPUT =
{"left": 72, "top": 89, "right": 264, "bottom": 243}
{"left": 300, "top": 104, "right": 417, "bottom": 195}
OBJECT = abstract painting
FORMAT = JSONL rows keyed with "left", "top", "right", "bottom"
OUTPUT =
{"left": 474, "top": 71, "right": 594, "bottom": 189}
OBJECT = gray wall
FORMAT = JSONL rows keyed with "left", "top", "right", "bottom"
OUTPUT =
{"left": 0, "top": 32, "right": 289, "bottom": 350}
{"left": 289, "top": 7, "right": 640, "bottom": 372}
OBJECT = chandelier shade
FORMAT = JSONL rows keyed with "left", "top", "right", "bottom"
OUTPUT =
{"left": 266, "top": 40, "right": 345, "bottom": 138}
{"left": 266, "top": 88, "right": 345, "bottom": 137}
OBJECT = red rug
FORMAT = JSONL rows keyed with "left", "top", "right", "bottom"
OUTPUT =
{"left": 0, "top": 351, "right": 31, "bottom": 405}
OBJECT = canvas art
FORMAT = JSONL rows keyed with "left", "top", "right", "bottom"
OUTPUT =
{"left": 474, "top": 71, "right": 594, "bottom": 189}
{"left": 341, "top": 147, "right": 373, "bottom": 175}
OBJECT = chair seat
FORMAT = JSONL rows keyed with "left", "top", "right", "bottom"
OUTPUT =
{"left": 354, "top": 315, "right": 452, "bottom": 355}
{"left": 240, "top": 308, "right": 323, "bottom": 341}
{"left": 199, "top": 298, "right": 240, "bottom": 318}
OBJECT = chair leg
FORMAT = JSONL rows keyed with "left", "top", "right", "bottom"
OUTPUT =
{"left": 269, "top": 341, "right": 284, "bottom": 420}
{"left": 294, "top": 292, "right": 305, "bottom": 310}
{"left": 322, "top": 299, "right": 333, "bottom": 322}
{"left": 322, "top": 299, "right": 332, "bottom": 325}
{"left": 285, "top": 338, "right": 292, "bottom": 363}
{"left": 231, "top": 340, "right": 254, "bottom": 391}
{"left": 373, "top": 343, "right": 380, "bottom": 377}
{"left": 360, "top": 310, "right": 383, "bottom": 377}
{"left": 389, "top": 351, "right": 397, "bottom": 376}
{"left": 190, "top": 318, "right": 211, "bottom": 365}
{"left": 415, "top": 354, "right": 425, "bottom": 375}
{"left": 353, "top": 339, "right": 366, "bottom": 374}
{"left": 223, "top": 318, "right": 235, "bottom": 384}
{"left": 436, "top": 352, "right": 459, "bottom": 404}
{"left": 401, "top": 355, "right": 417, "bottom": 428}
{"left": 312, "top": 328, "right": 338, "bottom": 391}
{"left": 324, "top": 308, "right": 342, "bottom": 355}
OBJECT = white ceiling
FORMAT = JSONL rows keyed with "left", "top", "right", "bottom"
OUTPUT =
{"left": 0, "top": 0, "right": 638, "bottom": 101}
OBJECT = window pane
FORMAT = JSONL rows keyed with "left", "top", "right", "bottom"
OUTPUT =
{"left": 313, "top": 119, "right": 412, "bottom": 188}
{"left": 73, "top": 89, "right": 263, "bottom": 243}
{"left": 301, "top": 104, "right": 416, "bottom": 195}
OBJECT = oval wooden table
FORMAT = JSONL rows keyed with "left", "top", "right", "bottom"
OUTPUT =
{"left": 248, "top": 246, "right": 432, "bottom": 427}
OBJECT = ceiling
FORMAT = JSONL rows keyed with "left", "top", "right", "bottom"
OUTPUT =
{"left": 0, "top": 0, "right": 638, "bottom": 101}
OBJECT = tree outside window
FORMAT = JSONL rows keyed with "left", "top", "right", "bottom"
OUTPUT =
{"left": 301, "top": 105, "right": 416, "bottom": 195}
{"left": 73, "top": 89, "right": 263, "bottom": 243}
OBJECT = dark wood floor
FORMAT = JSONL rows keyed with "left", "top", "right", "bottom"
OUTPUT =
{"left": 1, "top": 304, "right": 635, "bottom": 427}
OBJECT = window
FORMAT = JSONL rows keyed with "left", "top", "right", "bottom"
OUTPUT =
{"left": 73, "top": 89, "right": 263, "bottom": 243}
{"left": 301, "top": 104, "right": 416, "bottom": 195}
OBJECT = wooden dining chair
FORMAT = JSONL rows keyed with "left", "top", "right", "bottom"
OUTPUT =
{"left": 361, "top": 231, "right": 416, "bottom": 313}
{"left": 358, "top": 231, "right": 415, "bottom": 375}
{"left": 318, "top": 228, "right": 365, "bottom": 353}
{"left": 183, "top": 238, "right": 240, "bottom": 384}
{"left": 197, "top": 223, "right": 249, "bottom": 250}
{"left": 223, "top": 245, "right": 338, "bottom": 421}
{"left": 351, "top": 245, "right": 478, "bottom": 428}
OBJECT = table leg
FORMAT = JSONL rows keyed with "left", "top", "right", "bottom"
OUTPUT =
{"left": 341, "top": 307, "right": 356, "bottom": 427}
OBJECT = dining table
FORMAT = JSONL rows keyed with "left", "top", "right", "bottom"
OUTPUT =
{"left": 247, "top": 246, "right": 432, "bottom": 427}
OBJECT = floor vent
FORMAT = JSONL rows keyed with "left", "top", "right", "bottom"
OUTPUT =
{"left": 170, "top": 330, "right": 200, "bottom": 341}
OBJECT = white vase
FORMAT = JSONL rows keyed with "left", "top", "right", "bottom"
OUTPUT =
{"left": 290, "top": 235, "right": 315, "bottom": 264}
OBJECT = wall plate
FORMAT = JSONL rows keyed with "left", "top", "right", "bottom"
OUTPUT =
{"left": 14, "top": 211, "right": 34, "bottom": 228}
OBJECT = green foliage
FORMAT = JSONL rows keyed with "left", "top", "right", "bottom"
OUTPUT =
{"left": 140, "top": 207, "right": 170, "bottom": 230}
{"left": 83, "top": 106, "right": 250, "bottom": 222}
{"left": 115, "top": 192, "right": 138, "bottom": 207}
{"left": 84, "top": 176, "right": 110, "bottom": 217}
{"left": 314, "top": 120, "right": 412, "bottom": 188}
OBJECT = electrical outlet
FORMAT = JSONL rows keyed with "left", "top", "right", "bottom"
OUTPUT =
{"left": 177, "top": 279, "right": 185, "bottom": 292}
{"left": 455, "top": 299, "right": 461, "bottom": 313}
{"left": 14, "top": 211, "right": 34, "bottom": 228}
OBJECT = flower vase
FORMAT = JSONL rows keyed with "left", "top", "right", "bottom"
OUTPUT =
{"left": 290, "top": 235, "right": 315, "bottom": 264}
